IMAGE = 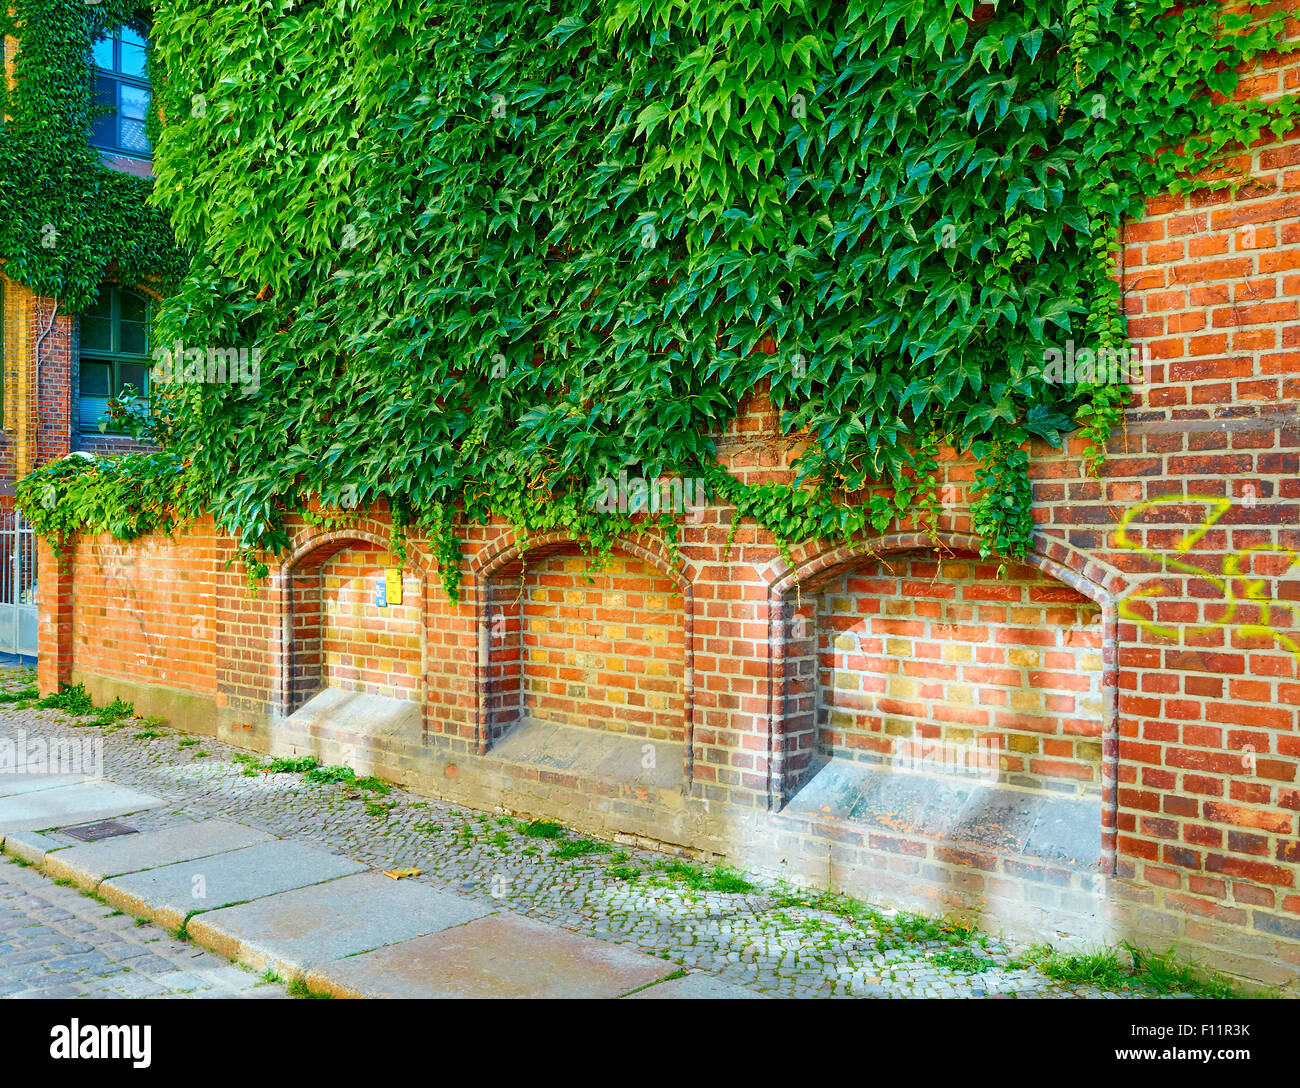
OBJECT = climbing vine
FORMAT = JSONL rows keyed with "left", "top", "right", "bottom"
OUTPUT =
{"left": 15, "top": 0, "right": 1300, "bottom": 596}
{"left": 0, "top": 0, "right": 186, "bottom": 312}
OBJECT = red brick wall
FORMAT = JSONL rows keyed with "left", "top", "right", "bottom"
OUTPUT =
{"left": 511, "top": 547, "right": 686, "bottom": 742}
{"left": 31, "top": 29, "right": 1300, "bottom": 991}
{"left": 60, "top": 521, "right": 219, "bottom": 698}
{"left": 320, "top": 544, "right": 421, "bottom": 702}
{"left": 807, "top": 552, "right": 1104, "bottom": 794}
{"left": 32, "top": 296, "right": 74, "bottom": 469}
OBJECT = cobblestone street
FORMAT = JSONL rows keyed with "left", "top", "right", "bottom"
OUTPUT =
{"left": 0, "top": 858, "right": 287, "bottom": 999}
{"left": 0, "top": 669, "right": 1178, "bottom": 998}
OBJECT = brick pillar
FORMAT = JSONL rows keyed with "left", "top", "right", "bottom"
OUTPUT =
{"left": 36, "top": 537, "right": 72, "bottom": 693}
{"left": 32, "top": 295, "right": 74, "bottom": 469}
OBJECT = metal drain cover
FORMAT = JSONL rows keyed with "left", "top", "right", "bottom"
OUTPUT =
{"left": 60, "top": 819, "right": 138, "bottom": 843}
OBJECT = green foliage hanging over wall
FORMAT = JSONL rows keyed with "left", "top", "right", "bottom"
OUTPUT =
{"left": 17, "top": 0, "right": 1300, "bottom": 594}
{"left": 0, "top": 0, "right": 186, "bottom": 312}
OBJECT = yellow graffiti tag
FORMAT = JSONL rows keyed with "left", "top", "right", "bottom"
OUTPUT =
{"left": 1112, "top": 495, "right": 1300, "bottom": 659}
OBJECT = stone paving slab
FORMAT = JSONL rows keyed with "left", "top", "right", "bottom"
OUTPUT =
{"left": 188, "top": 871, "right": 496, "bottom": 979}
{"left": 305, "top": 912, "right": 675, "bottom": 998}
{"left": 625, "top": 970, "right": 772, "bottom": 999}
{"left": 0, "top": 781, "right": 162, "bottom": 833}
{"left": 98, "top": 839, "right": 367, "bottom": 932}
{"left": 44, "top": 819, "right": 276, "bottom": 891}
{"left": 0, "top": 829, "right": 65, "bottom": 866}
{"left": 0, "top": 773, "right": 88, "bottom": 798}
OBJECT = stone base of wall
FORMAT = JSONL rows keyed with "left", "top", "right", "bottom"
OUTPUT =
{"left": 201, "top": 685, "right": 1295, "bottom": 992}
{"left": 73, "top": 667, "right": 219, "bottom": 738}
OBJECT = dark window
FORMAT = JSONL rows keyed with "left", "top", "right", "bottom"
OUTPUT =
{"left": 79, "top": 285, "right": 151, "bottom": 433}
{"left": 89, "top": 24, "right": 152, "bottom": 160}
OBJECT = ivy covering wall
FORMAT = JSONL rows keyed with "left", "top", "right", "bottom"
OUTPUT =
{"left": 16, "top": 0, "right": 1300, "bottom": 594}
{"left": 0, "top": 0, "right": 184, "bottom": 313}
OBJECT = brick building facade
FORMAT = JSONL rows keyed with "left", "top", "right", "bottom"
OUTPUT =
{"left": 1, "top": 18, "right": 155, "bottom": 510}
{"left": 21, "top": 20, "right": 1300, "bottom": 991}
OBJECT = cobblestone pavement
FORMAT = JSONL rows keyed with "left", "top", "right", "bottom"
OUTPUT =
{"left": 0, "top": 669, "right": 1169, "bottom": 999}
{"left": 0, "top": 858, "right": 288, "bottom": 999}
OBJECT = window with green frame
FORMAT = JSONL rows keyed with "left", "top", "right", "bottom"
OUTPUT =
{"left": 79, "top": 285, "right": 151, "bottom": 433}
{"left": 90, "top": 22, "right": 153, "bottom": 160}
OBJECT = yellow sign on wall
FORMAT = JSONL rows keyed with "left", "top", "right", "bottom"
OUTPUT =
{"left": 385, "top": 568, "right": 403, "bottom": 606}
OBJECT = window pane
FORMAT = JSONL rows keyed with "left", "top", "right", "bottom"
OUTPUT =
{"left": 81, "top": 361, "right": 112, "bottom": 397}
{"left": 79, "top": 397, "right": 112, "bottom": 432}
{"left": 119, "top": 86, "right": 151, "bottom": 154}
{"left": 121, "top": 25, "right": 146, "bottom": 48}
{"left": 120, "top": 41, "right": 147, "bottom": 78}
{"left": 120, "top": 84, "right": 149, "bottom": 121}
{"left": 120, "top": 119, "right": 151, "bottom": 154}
{"left": 118, "top": 363, "right": 150, "bottom": 396}
{"left": 80, "top": 316, "right": 112, "bottom": 353}
{"left": 119, "top": 320, "right": 148, "bottom": 356}
{"left": 87, "top": 284, "right": 113, "bottom": 319}
{"left": 89, "top": 75, "right": 117, "bottom": 149}
{"left": 92, "top": 33, "right": 114, "bottom": 70}
{"left": 118, "top": 290, "right": 147, "bottom": 323}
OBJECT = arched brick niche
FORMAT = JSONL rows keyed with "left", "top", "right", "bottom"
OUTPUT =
{"left": 769, "top": 532, "right": 1121, "bottom": 873}
{"left": 813, "top": 551, "right": 1105, "bottom": 790}
{"left": 475, "top": 534, "right": 694, "bottom": 788}
{"left": 273, "top": 529, "right": 428, "bottom": 720}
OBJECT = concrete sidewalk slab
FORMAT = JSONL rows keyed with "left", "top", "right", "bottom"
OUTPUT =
{"left": 187, "top": 872, "right": 495, "bottom": 979}
{"left": 0, "top": 829, "right": 65, "bottom": 866}
{"left": 45, "top": 819, "right": 276, "bottom": 891}
{"left": 99, "top": 839, "right": 366, "bottom": 931}
{"left": 304, "top": 912, "right": 674, "bottom": 998}
{"left": 0, "top": 781, "right": 162, "bottom": 832}
{"left": 0, "top": 773, "right": 88, "bottom": 798}
{"left": 625, "top": 971, "right": 770, "bottom": 999}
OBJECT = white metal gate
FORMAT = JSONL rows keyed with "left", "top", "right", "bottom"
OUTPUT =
{"left": 0, "top": 511, "right": 38, "bottom": 658}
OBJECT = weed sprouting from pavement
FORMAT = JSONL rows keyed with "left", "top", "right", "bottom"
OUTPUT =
{"left": 932, "top": 947, "right": 993, "bottom": 974}
{"left": 551, "top": 838, "right": 612, "bottom": 860}
{"left": 37, "top": 683, "right": 95, "bottom": 715}
{"left": 520, "top": 819, "right": 566, "bottom": 840}
{"left": 268, "top": 755, "right": 322, "bottom": 774}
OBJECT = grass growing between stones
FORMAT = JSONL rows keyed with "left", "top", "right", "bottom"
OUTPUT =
{"left": 0, "top": 686, "right": 39, "bottom": 703}
{"left": 267, "top": 755, "right": 322, "bottom": 774}
{"left": 649, "top": 859, "right": 757, "bottom": 894}
{"left": 27, "top": 681, "right": 152, "bottom": 734}
{"left": 90, "top": 698, "right": 137, "bottom": 727}
{"left": 931, "top": 947, "right": 994, "bottom": 974}
{"left": 771, "top": 883, "right": 982, "bottom": 952}
{"left": 303, "top": 763, "right": 389, "bottom": 794}
{"left": 286, "top": 977, "right": 333, "bottom": 999}
{"left": 551, "top": 838, "right": 612, "bottom": 860}
{"left": 1018, "top": 943, "right": 1249, "bottom": 998}
{"left": 520, "top": 819, "right": 566, "bottom": 839}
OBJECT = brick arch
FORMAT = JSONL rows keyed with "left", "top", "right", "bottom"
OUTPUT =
{"left": 283, "top": 521, "right": 433, "bottom": 577}
{"left": 271, "top": 524, "right": 430, "bottom": 723}
{"left": 471, "top": 530, "right": 696, "bottom": 787}
{"left": 472, "top": 527, "right": 689, "bottom": 586}
{"left": 763, "top": 529, "right": 1123, "bottom": 874}
{"left": 769, "top": 529, "right": 1126, "bottom": 605}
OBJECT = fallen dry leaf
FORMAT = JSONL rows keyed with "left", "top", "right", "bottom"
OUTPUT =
{"left": 382, "top": 867, "right": 423, "bottom": 880}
